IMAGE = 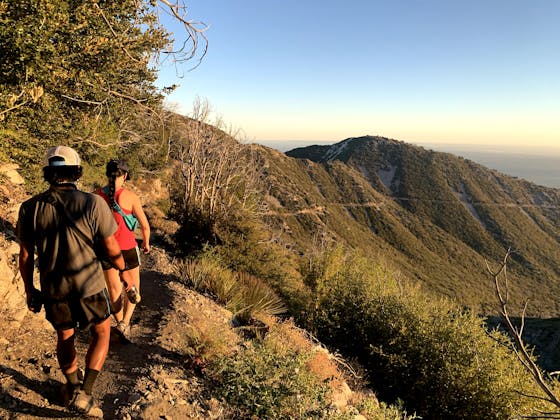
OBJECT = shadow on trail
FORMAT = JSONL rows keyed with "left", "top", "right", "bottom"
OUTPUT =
{"left": 86, "top": 268, "right": 190, "bottom": 415}
{"left": 0, "top": 365, "right": 71, "bottom": 418}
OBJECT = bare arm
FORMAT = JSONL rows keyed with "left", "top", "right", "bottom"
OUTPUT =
{"left": 132, "top": 194, "right": 151, "bottom": 253}
{"left": 103, "top": 234, "right": 125, "bottom": 271}
{"left": 19, "top": 242, "right": 41, "bottom": 312}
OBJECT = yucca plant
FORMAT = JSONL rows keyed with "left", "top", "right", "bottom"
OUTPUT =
{"left": 234, "top": 272, "right": 287, "bottom": 324}
{"left": 205, "top": 268, "right": 239, "bottom": 306}
{"left": 178, "top": 256, "right": 245, "bottom": 312}
{"left": 180, "top": 255, "right": 233, "bottom": 297}
{"left": 178, "top": 257, "right": 287, "bottom": 326}
{"left": 180, "top": 258, "right": 208, "bottom": 290}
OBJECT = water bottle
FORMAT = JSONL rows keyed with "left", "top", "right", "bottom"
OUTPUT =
{"left": 126, "top": 286, "right": 141, "bottom": 304}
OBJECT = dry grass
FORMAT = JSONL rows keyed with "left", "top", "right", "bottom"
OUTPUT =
{"left": 182, "top": 309, "right": 238, "bottom": 362}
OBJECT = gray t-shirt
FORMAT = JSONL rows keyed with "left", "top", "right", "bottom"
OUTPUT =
{"left": 16, "top": 185, "right": 117, "bottom": 299}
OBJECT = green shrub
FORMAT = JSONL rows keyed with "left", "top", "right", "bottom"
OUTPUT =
{"left": 303, "top": 248, "right": 551, "bottom": 418}
{"left": 357, "top": 399, "right": 419, "bottom": 420}
{"left": 172, "top": 206, "right": 217, "bottom": 255}
{"left": 208, "top": 338, "right": 331, "bottom": 419}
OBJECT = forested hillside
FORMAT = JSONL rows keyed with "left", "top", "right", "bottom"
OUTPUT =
{"left": 281, "top": 136, "right": 560, "bottom": 317}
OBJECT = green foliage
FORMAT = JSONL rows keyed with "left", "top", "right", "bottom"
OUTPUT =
{"left": 0, "top": 0, "right": 185, "bottom": 187}
{"left": 0, "top": 1, "right": 165, "bottom": 131}
{"left": 302, "top": 247, "right": 552, "bottom": 418}
{"left": 208, "top": 338, "right": 331, "bottom": 419}
{"left": 357, "top": 399, "right": 419, "bottom": 420}
{"left": 215, "top": 212, "right": 299, "bottom": 281}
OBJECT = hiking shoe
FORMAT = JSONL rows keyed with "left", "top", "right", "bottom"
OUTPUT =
{"left": 70, "top": 390, "right": 103, "bottom": 418}
{"left": 61, "top": 382, "right": 80, "bottom": 407}
{"left": 61, "top": 368, "right": 85, "bottom": 407}
{"left": 115, "top": 321, "right": 132, "bottom": 343}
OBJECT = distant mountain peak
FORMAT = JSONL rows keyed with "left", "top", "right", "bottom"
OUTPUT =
{"left": 286, "top": 135, "right": 404, "bottom": 163}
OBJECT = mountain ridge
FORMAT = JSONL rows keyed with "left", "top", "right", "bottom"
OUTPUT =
{"left": 255, "top": 135, "right": 560, "bottom": 317}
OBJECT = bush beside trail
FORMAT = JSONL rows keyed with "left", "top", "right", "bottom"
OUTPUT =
{"left": 302, "top": 247, "right": 555, "bottom": 418}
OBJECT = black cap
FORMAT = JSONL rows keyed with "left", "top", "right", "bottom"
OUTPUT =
{"left": 106, "top": 159, "right": 130, "bottom": 177}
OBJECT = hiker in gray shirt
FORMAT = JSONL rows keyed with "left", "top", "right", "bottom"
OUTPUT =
{"left": 17, "top": 145, "right": 125, "bottom": 418}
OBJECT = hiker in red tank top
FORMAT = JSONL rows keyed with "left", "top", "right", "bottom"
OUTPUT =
{"left": 95, "top": 159, "right": 150, "bottom": 343}
{"left": 97, "top": 188, "right": 137, "bottom": 250}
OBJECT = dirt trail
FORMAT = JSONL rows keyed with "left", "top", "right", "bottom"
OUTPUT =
{"left": 0, "top": 247, "right": 214, "bottom": 419}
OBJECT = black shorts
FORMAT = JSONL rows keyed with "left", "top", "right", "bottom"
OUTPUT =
{"left": 100, "top": 247, "right": 140, "bottom": 271}
{"left": 44, "top": 289, "right": 112, "bottom": 331}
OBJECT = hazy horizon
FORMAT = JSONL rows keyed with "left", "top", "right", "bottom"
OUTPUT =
{"left": 255, "top": 139, "right": 560, "bottom": 189}
{"left": 158, "top": 1, "right": 560, "bottom": 148}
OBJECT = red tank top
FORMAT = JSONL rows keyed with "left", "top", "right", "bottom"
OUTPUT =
{"left": 96, "top": 187, "right": 137, "bottom": 250}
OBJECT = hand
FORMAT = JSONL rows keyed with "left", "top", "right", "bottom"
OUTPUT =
{"left": 142, "top": 243, "right": 150, "bottom": 254}
{"left": 119, "top": 271, "right": 138, "bottom": 291}
{"left": 26, "top": 288, "right": 43, "bottom": 313}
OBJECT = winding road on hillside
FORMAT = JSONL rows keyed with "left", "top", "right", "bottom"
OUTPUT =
{"left": 263, "top": 196, "right": 560, "bottom": 218}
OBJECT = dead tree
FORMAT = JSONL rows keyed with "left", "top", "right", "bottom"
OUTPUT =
{"left": 170, "top": 98, "right": 262, "bottom": 224}
{"left": 487, "top": 250, "right": 560, "bottom": 414}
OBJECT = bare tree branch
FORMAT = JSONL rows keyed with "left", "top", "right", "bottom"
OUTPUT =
{"left": 487, "top": 249, "right": 560, "bottom": 409}
{"left": 60, "top": 94, "right": 104, "bottom": 106}
{"left": 168, "top": 98, "right": 262, "bottom": 226}
{"left": 94, "top": 3, "right": 140, "bottom": 63}
{"left": 158, "top": 0, "right": 209, "bottom": 69}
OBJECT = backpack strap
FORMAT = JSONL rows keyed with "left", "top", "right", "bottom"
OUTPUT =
{"left": 101, "top": 186, "right": 138, "bottom": 231}
{"left": 41, "top": 191, "right": 95, "bottom": 250}
{"left": 102, "top": 186, "right": 127, "bottom": 218}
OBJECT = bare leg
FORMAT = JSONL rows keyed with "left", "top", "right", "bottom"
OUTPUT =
{"left": 57, "top": 328, "right": 78, "bottom": 375}
{"left": 103, "top": 268, "right": 123, "bottom": 322}
{"left": 121, "top": 267, "right": 140, "bottom": 326}
{"left": 85, "top": 317, "right": 111, "bottom": 371}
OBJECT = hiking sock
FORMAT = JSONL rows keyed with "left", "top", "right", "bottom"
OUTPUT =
{"left": 82, "top": 368, "right": 100, "bottom": 395}
{"left": 64, "top": 369, "right": 81, "bottom": 388}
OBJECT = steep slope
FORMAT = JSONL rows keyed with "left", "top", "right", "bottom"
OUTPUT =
{"left": 0, "top": 167, "right": 376, "bottom": 419}
{"left": 0, "top": 172, "right": 220, "bottom": 418}
{"left": 254, "top": 136, "right": 560, "bottom": 317}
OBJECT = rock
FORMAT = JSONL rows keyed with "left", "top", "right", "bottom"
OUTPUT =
{"left": 331, "top": 380, "right": 353, "bottom": 410}
{"left": 0, "top": 164, "right": 25, "bottom": 185}
{"left": 128, "top": 392, "right": 142, "bottom": 404}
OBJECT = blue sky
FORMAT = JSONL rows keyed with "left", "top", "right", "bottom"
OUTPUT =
{"left": 156, "top": 1, "right": 560, "bottom": 149}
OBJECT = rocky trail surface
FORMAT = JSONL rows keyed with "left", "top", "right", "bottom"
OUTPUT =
{"left": 0, "top": 169, "right": 228, "bottom": 419}
{"left": 0, "top": 246, "right": 228, "bottom": 419}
